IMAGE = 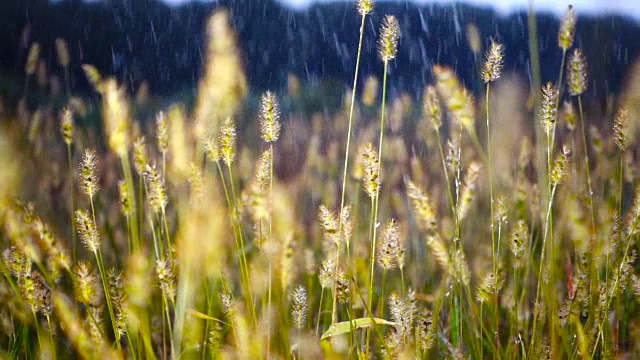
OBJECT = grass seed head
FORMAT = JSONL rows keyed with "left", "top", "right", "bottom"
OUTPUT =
{"left": 55, "top": 38, "right": 70, "bottom": 67}
{"left": 143, "top": 164, "right": 168, "bottom": 214}
{"left": 357, "top": 0, "right": 374, "bottom": 16}
{"left": 378, "top": 15, "right": 400, "bottom": 62}
{"left": 101, "top": 78, "right": 131, "bottom": 157}
{"left": 25, "top": 43, "right": 40, "bottom": 75}
{"left": 156, "top": 111, "right": 169, "bottom": 154}
{"left": 423, "top": 85, "right": 442, "bottom": 131}
{"left": 291, "top": 285, "right": 308, "bottom": 330}
{"left": 567, "top": 49, "right": 587, "bottom": 96}
{"left": 540, "top": 82, "right": 559, "bottom": 136}
{"left": 79, "top": 148, "right": 99, "bottom": 199}
{"left": 481, "top": 40, "right": 505, "bottom": 83}
{"left": 260, "top": 91, "right": 281, "bottom": 143}
{"left": 613, "top": 108, "right": 629, "bottom": 151}
{"left": 75, "top": 209, "right": 100, "bottom": 253}
{"left": 550, "top": 146, "right": 571, "bottom": 185}
{"left": 318, "top": 259, "right": 335, "bottom": 289}
{"left": 133, "top": 136, "right": 149, "bottom": 175}
{"left": 203, "top": 136, "right": 221, "bottom": 163}
{"left": 219, "top": 116, "right": 237, "bottom": 166}
{"left": 558, "top": 5, "right": 577, "bottom": 51}
{"left": 361, "top": 143, "right": 380, "bottom": 199}
{"left": 377, "top": 219, "right": 404, "bottom": 270}
{"left": 60, "top": 107, "right": 74, "bottom": 146}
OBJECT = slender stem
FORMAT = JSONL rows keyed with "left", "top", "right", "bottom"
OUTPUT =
{"left": 315, "top": 287, "right": 325, "bottom": 335}
{"left": 529, "top": 184, "right": 558, "bottom": 357}
{"left": 486, "top": 82, "right": 499, "bottom": 351}
{"left": 67, "top": 144, "right": 76, "bottom": 262}
{"left": 577, "top": 96, "right": 596, "bottom": 239}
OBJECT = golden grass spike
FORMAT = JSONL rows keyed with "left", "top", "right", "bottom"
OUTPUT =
{"left": 81, "top": 64, "right": 102, "bottom": 92}
{"left": 194, "top": 8, "right": 247, "bottom": 139}
{"left": 540, "top": 82, "right": 559, "bottom": 136}
{"left": 25, "top": 43, "right": 40, "bottom": 75}
{"left": 55, "top": 38, "right": 70, "bottom": 67}
{"left": 558, "top": 5, "right": 577, "bottom": 51}
{"left": 378, "top": 15, "right": 400, "bottom": 62}
{"left": 567, "top": 49, "right": 588, "bottom": 96}
{"left": 357, "top": 0, "right": 374, "bottom": 15}
{"left": 481, "top": 40, "right": 504, "bottom": 83}
{"left": 260, "top": 91, "right": 281, "bottom": 143}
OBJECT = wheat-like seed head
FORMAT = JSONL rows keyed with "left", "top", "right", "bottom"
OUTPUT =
{"left": 509, "top": 220, "right": 528, "bottom": 268}
{"left": 481, "top": 40, "right": 504, "bottom": 83}
{"left": 81, "top": 64, "right": 103, "bottom": 92}
{"left": 433, "top": 65, "right": 476, "bottom": 134}
{"left": 567, "top": 49, "right": 587, "bottom": 96}
{"left": 79, "top": 148, "right": 99, "bottom": 199}
{"left": 260, "top": 91, "right": 281, "bottom": 143}
{"left": 219, "top": 116, "right": 237, "bottom": 166}
{"left": 60, "top": 107, "right": 74, "bottom": 146}
{"left": 466, "top": 24, "right": 481, "bottom": 56}
{"left": 101, "top": 78, "right": 131, "bottom": 156}
{"left": 361, "top": 143, "right": 380, "bottom": 199}
{"left": 558, "top": 5, "right": 576, "bottom": 51}
{"left": 562, "top": 100, "right": 577, "bottom": 131}
{"left": 188, "top": 163, "right": 205, "bottom": 204}
{"left": 131, "top": 137, "right": 148, "bottom": 175}
{"left": 144, "top": 164, "right": 168, "bottom": 214}
{"left": 318, "top": 259, "right": 335, "bottom": 289}
{"left": 74, "top": 261, "right": 101, "bottom": 306}
{"left": 540, "top": 82, "right": 559, "bottom": 136}
{"left": 118, "top": 180, "right": 133, "bottom": 216}
{"left": 406, "top": 180, "right": 437, "bottom": 233}
{"left": 156, "top": 258, "right": 177, "bottom": 301}
{"left": 613, "top": 108, "right": 629, "bottom": 151}
{"left": 457, "top": 162, "right": 481, "bottom": 221}
{"left": 377, "top": 219, "right": 403, "bottom": 270}
{"left": 55, "top": 38, "right": 70, "bottom": 67}
{"left": 423, "top": 85, "right": 442, "bottom": 131}
{"left": 203, "top": 136, "right": 220, "bottom": 163}
{"left": 291, "top": 285, "right": 308, "bottom": 330}
{"left": 550, "top": 146, "right": 570, "bottom": 185}
{"left": 155, "top": 111, "right": 169, "bottom": 154}
{"left": 107, "top": 269, "right": 127, "bottom": 337}
{"left": 25, "top": 43, "right": 40, "bottom": 75}
{"left": 378, "top": 15, "right": 400, "bottom": 62}
{"left": 75, "top": 209, "right": 100, "bottom": 253}
{"left": 357, "top": 0, "right": 374, "bottom": 15}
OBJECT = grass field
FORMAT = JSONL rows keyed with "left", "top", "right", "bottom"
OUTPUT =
{"left": 0, "top": 2, "right": 640, "bottom": 359}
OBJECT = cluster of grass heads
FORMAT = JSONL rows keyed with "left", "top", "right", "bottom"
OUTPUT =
{"left": 1, "top": 2, "right": 640, "bottom": 359}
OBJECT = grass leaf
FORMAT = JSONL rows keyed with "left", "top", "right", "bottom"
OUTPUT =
{"left": 320, "top": 317, "right": 395, "bottom": 340}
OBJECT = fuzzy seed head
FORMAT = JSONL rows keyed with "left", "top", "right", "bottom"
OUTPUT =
{"left": 291, "top": 285, "right": 308, "bottom": 329}
{"left": 107, "top": 269, "right": 127, "bottom": 337}
{"left": 102, "top": 78, "right": 131, "bottom": 156}
{"left": 481, "top": 40, "right": 504, "bottom": 83}
{"left": 476, "top": 271, "right": 503, "bottom": 303}
{"left": 567, "top": 49, "right": 587, "bottom": 96}
{"left": 156, "top": 111, "right": 169, "bottom": 154}
{"left": 61, "top": 107, "right": 74, "bottom": 145}
{"left": 55, "top": 38, "right": 70, "bottom": 67}
{"left": 144, "top": 164, "right": 168, "bottom": 214}
{"left": 118, "top": 180, "right": 133, "bottom": 216}
{"left": 613, "top": 108, "right": 629, "bottom": 151}
{"left": 132, "top": 137, "right": 148, "bottom": 175}
{"left": 188, "top": 163, "right": 205, "bottom": 204}
{"left": 75, "top": 209, "right": 100, "bottom": 253}
{"left": 378, "top": 15, "right": 400, "bottom": 62}
{"left": 406, "top": 180, "right": 437, "bottom": 233}
{"left": 79, "top": 149, "right": 99, "bottom": 199}
{"left": 318, "top": 259, "right": 335, "bottom": 289}
{"left": 509, "top": 220, "right": 528, "bottom": 268}
{"left": 377, "top": 219, "right": 404, "bottom": 270}
{"left": 357, "top": 0, "right": 374, "bottom": 15}
{"left": 558, "top": 6, "right": 577, "bottom": 51}
{"left": 457, "top": 162, "right": 481, "bottom": 221}
{"left": 260, "top": 91, "right": 281, "bottom": 143}
{"left": 203, "top": 136, "right": 220, "bottom": 163}
{"left": 219, "top": 116, "right": 237, "bottom": 166}
{"left": 156, "top": 258, "right": 177, "bottom": 301}
{"left": 74, "top": 261, "right": 100, "bottom": 306}
{"left": 361, "top": 143, "right": 380, "bottom": 199}
{"left": 540, "top": 82, "right": 559, "bottom": 135}
{"left": 25, "top": 43, "right": 40, "bottom": 75}
{"left": 82, "top": 64, "right": 102, "bottom": 92}
{"left": 550, "top": 146, "right": 571, "bottom": 185}
{"left": 423, "top": 85, "right": 442, "bottom": 131}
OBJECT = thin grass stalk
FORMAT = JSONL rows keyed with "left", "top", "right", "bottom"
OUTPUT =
{"left": 67, "top": 144, "right": 76, "bottom": 261}
{"left": 121, "top": 156, "right": 140, "bottom": 251}
{"left": 32, "top": 311, "right": 44, "bottom": 356}
{"left": 485, "top": 82, "right": 500, "bottom": 351}
{"left": 529, "top": 184, "right": 558, "bottom": 357}
{"left": 577, "top": 96, "right": 596, "bottom": 239}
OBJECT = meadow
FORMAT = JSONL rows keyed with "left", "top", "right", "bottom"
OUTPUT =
{"left": 0, "top": 2, "right": 639, "bottom": 359}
